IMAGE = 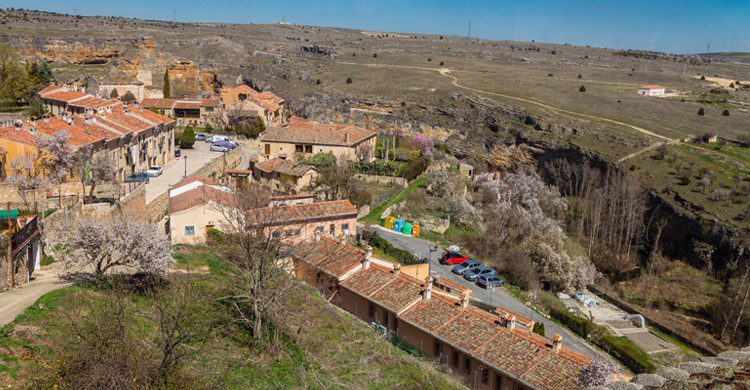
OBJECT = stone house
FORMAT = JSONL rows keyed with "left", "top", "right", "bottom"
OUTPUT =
{"left": 259, "top": 116, "right": 377, "bottom": 162}
{"left": 247, "top": 199, "right": 358, "bottom": 244}
{"left": 37, "top": 83, "right": 122, "bottom": 116}
{"left": 167, "top": 176, "right": 235, "bottom": 244}
{"left": 291, "top": 238, "right": 592, "bottom": 389}
{"left": 0, "top": 211, "right": 42, "bottom": 292}
{"left": 220, "top": 85, "right": 286, "bottom": 126}
{"left": 252, "top": 157, "right": 317, "bottom": 192}
{"left": 140, "top": 97, "right": 221, "bottom": 127}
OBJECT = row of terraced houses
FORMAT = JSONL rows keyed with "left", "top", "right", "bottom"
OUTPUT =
{"left": 291, "top": 236, "right": 591, "bottom": 390}
{"left": 0, "top": 83, "right": 175, "bottom": 182}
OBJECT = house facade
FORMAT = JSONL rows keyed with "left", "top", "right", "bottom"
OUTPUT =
{"left": 637, "top": 85, "right": 665, "bottom": 96}
{"left": 253, "top": 157, "right": 317, "bottom": 192}
{"left": 260, "top": 116, "right": 377, "bottom": 162}
{"left": 220, "top": 85, "right": 286, "bottom": 126}
{"left": 291, "top": 238, "right": 592, "bottom": 390}
{"left": 248, "top": 199, "right": 358, "bottom": 244}
{"left": 0, "top": 211, "right": 42, "bottom": 292}
{"left": 140, "top": 97, "right": 221, "bottom": 127}
{"left": 168, "top": 176, "right": 235, "bottom": 244}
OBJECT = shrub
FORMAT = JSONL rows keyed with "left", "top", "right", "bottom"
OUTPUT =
{"left": 599, "top": 336, "right": 656, "bottom": 374}
{"left": 373, "top": 53, "right": 377, "bottom": 58}
{"left": 578, "top": 74, "right": 582, "bottom": 79}
{"left": 579, "top": 85, "right": 586, "bottom": 92}
{"left": 179, "top": 126, "right": 196, "bottom": 149}
{"left": 121, "top": 90, "right": 136, "bottom": 102}
{"left": 439, "top": 62, "right": 444, "bottom": 66}
{"left": 549, "top": 307, "right": 593, "bottom": 338}
{"left": 316, "top": 79, "right": 321, "bottom": 85}
{"left": 346, "top": 77, "right": 353, "bottom": 84}
{"left": 403, "top": 156, "right": 429, "bottom": 181}
{"left": 400, "top": 101, "right": 406, "bottom": 107}
{"left": 698, "top": 107, "right": 705, "bottom": 116}
{"left": 700, "top": 75, "right": 706, "bottom": 80}
{"left": 427, "top": 57, "right": 432, "bottom": 62}
{"left": 551, "top": 50, "right": 556, "bottom": 55}
{"left": 532, "top": 322, "right": 546, "bottom": 337}
{"left": 722, "top": 109, "right": 730, "bottom": 116}
{"left": 548, "top": 73, "right": 553, "bottom": 77}
{"left": 366, "top": 233, "right": 419, "bottom": 265}
{"left": 303, "top": 152, "right": 337, "bottom": 168}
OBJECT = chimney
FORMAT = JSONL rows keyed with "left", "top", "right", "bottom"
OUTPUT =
{"left": 552, "top": 334, "right": 563, "bottom": 353}
{"left": 314, "top": 229, "right": 321, "bottom": 242}
{"left": 459, "top": 293, "right": 469, "bottom": 308}
{"left": 392, "top": 263, "right": 401, "bottom": 274}
{"left": 29, "top": 116, "right": 38, "bottom": 126}
{"left": 506, "top": 315, "right": 517, "bottom": 331}
{"left": 422, "top": 278, "right": 433, "bottom": 301}
{"left": 362, "top": 246, "right": 372, "bottom": 270}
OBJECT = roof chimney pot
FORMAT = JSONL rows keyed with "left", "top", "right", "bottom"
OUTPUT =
{"left": 552, "top": 334, "right": 563, "bottom": 353}
{"left": 362, "top": 246, "right": 372, "bottom": 270}
{"left": 459, "top": 294, "right": 469, "bottom": 308}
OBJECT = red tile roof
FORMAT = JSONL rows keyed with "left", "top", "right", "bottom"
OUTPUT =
{"left": 41, "top": 90, "right": 89, "bottom": 102}
{"left": 201, "top": 97, "right": 221, "bottom": 107}
{"left": 340, "top": 264, "right": 424, "bottom": 314}
{"left": 173, "top": 100, "right": 202, "bottom": 110}
{"left": 248, "top": 199, "right": 357, "bottom": 226}
{"left": 255, "top": 157, "right": 315, "bottom": 176}
{"left": 141, "top": 98, "right": 176, "bottom": 109}
{"left": 292, "top": 237, "right": 366, "bottom": 279}
{"left": 0, "top": 125, "right": 38, "bottom": 145}
{"left": 640, "top": 85, "right": 664, "bottom": 89}
{"left": 168, "top": 176, "right": 235, "bottom": 214}
{"left": 261, "top": 117, "right": 376, "bottom": 147}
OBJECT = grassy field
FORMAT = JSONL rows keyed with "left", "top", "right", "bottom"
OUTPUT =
{"left": 0, "top": 246, "right": 462, "bottom": 388}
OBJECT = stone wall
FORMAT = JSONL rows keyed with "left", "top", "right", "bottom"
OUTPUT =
{"left": 354, "top": 174, "right": 408, "bottom": 188}
{"left": 115, "top": 183, "right": 147, "bottom": 220}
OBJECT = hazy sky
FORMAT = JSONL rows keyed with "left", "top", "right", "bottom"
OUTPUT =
{"left": 4, "top": 0, "right": 749, "bottom": 53}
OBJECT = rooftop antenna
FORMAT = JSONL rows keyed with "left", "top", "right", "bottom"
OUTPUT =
{"left": 467, "top": 19, "right": 472, "bottom": 38}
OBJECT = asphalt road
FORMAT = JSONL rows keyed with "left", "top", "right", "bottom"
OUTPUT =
{"left": 145, "top": 141, "right": 228, "bottom": 203}
{"left": 370, "top": 225, "right": 618, "bottom": 365}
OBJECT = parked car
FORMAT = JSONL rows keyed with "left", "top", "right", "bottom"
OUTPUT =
{"left": 476, "top": 275, "right": 504, "bottom": 289}
{"left": 210, "top": 143, "right": 229, "bottom": 152}
{"left": 145, "top": 166, "right": 163, "bottom": 177}
{"left": 174, "top": 149, "right": 181, "bottom": 157}
{"left": 464, "top": 265, "right": 496, "bottom": 281}
{"left": 212, "top": 140, "right": 237, "bottom": 150}
{"left": 440, "top": 250, "right": 469, "bottom": 265}
{"left": 195, "top": 133, "right": 207, "bottom": 141}
{"left": 124, "top": 172, "right": 150, "bottom": 184}
{"left": 451, "top": 260, "right": 480, "bottom": 275}
{"left": 208, "top": 135, "right": 231, "bottom": 143}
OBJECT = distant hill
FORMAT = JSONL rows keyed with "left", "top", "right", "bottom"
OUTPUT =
{"left": 700, "top": 52, "right": 750, "bottom": 64}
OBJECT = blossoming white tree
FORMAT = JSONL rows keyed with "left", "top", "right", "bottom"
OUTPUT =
{"left": 45, "top": 213, "right": 172, "bottom": 278}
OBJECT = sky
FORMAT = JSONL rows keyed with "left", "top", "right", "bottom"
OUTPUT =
{"left": 3, "top": 0, "right": 749, "bottom": 54}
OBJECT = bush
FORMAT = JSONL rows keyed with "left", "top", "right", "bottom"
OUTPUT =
{"left": 121, "top": 90, "right": 136, "bottom": 102}
{"left": 346, "top": 77, "right": 353, "bottom": 84}
{"left": 548, "top": 73, "right": 553, "bottom": 77}
{"left": 532, "top": 322, "right": 546, "bottom": 337}
{"left": 303, "top": 152, "right": 337, "bottom": 168}
{"left": 578, "top": 74, "right": 582, "bottom": 79}
{"left": 403, "top": 156, "right": 429, "bottom": 181}
{"left": 427, "top": 57, "right": 432, "bottom": 62}
{"left": 373, "top": 53, "right": 377, "bottom": 58}
{"left": 439, "top": 62, "right": 444, "bottom": 66}
{"left": 698, "top": 107, "right": 705, "bottom": 116}
{"left": 599, "top": 336, "right": 656, "bottom": 374}
{"left": 579, "top": 85, "right": 586, "bottom": 92}
{"left": 722, "top": 109, "right": 730, "bottom": 116}
{"left": 179, "top": 126, "right": 196, "bottom": 149}
{"left": 316, "top": 79, "right": 321, "bottom": 85}
{"left": 549, "top": 307, "right": 593, "bottom": 338}
{"left": 365, "top": 232, "right": 419, "bottom": 265}
{"left": 206, "top": 229, "right": 226, "bottom": 245}
{"left": 354, "top": 160, "right": 404, "bottom": 177}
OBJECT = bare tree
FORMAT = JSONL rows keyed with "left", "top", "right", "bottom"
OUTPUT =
{"left": 45, "top": 212, "right": 172, "bottom": 278}
{"left": 6, "top": 153, "right": 47, "bottom": 210}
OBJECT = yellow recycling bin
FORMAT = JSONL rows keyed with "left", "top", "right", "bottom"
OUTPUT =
{"left": 384, "top": 216, "right": 396, "bottom": 229}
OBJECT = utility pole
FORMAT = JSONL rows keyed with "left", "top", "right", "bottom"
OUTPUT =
{"left": 467, "top": 19, "right": 472, "bottom": 39}
{"left": 7, "top": 202, "right": 13, "bottom": 289}
{"left": 173, "top": 9, "right": 177, "bottom": 23}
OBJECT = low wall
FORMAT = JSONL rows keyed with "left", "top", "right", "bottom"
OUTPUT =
{"left": 116, "top": 183, "right": 147, "bottom": 220}
{"left": 354, "top": 174, "right": 408, "bottom": 188}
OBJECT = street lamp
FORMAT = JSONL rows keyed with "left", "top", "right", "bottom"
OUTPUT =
{"left": 183, "top": 155, "right": 188, "bottom": 178}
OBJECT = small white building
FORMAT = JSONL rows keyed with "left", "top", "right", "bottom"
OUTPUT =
{"left": 637, "top": 85, "right": 665, "bottom": 96}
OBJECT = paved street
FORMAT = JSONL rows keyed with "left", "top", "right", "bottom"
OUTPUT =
{"left": 145, "top": 141, "right": 227, "bottom": 203}
{"left": 370, "top": 225, "right": 619, "bottom": 365}
{"left": 0, "top": 263, "right": 70, "bottom": 326}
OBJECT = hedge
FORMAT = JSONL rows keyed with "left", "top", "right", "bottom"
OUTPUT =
{"left": 599, "top": 336, "right": 656, "bottom": 374}
{"left": 367, "top": 234, "right": 420, "bottom": 265}
{"left": 550, "top": 307, "right": 593, "bottom": 338}
{"left": 532, "top": 322, "right": 546, "bottom": 337}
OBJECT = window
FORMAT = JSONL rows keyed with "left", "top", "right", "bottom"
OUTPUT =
{"left": 393, "top": 318, "right": 398, "bottom": 333}
{"left": 184, "top": 226, "right": 195, "bottom": 236}
{"left": 434, "top": 341, "right": 442, "bottom": 357}
{"left": 329, "top": 224, "right": 335, "bottom": 236}
{"left": 494, "top": 374, "right": 502, "bottom": 390}
{"left": 452, "top": 351, "right": 459, "bottom": 368}
{"left": 264, "top": 144, "right": 271, "bottom": 155}
{"left": 304, "top": 144, "right": 313, "bottom": 153}
{"left": 368, "top": 303, "right": 374, "bottom": 319}
{"left": 464, "top": 357, "right": 470, "bottom": 373}
{"left": 295, "top": 144, "right": 304, "bottom": 153}
{"left": 481, "top": 368, "right": 489, "bottom": 384}
{"left": 238, "top": 93, "right": 247, "bottom": 101}
{"left": 383, "top": 311, "right": 389, "bottom": 327}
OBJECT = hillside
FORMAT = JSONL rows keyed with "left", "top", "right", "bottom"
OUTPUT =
{"left": 0, "top": 246, "right": 462, "bottom": 388}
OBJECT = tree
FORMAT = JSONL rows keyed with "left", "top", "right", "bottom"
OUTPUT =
{"left": 577, "top": 74, "right": 582, "bottom": 79}
{"left": 316, "top": 79, "right": 321, "bottom": 85}
{"left": 36, "top": 130, "right": 74, "bottom": 185}
{"left": 0, "top": 45, "right": 31, "bottom": 108}
{"left": 700, "top": 75, "right": 706, "bottom": 80}
{"left": 121, "top": 90, "right": 136, "bottom": 102}
{"left": 110, "top": 88, "right": 119, "bottom": 98}
{"left": 179, "top": 126, "right": 196, "bottom": 149}
{"left": 6, "top": 154, "right": 47, "bottom": 210}
{"left": 579, "top": 85, "right": 586, "bottom": 92}
{"left": 373, "top": 53, "right": 378, "bottom": 58}
{"left": 163, "top": 68, "right": 171, "bottom": 98}
{"left": 45, "top": 212, "right": 172, "bottom": 279}
{"left": 25, "top": 96, "right": 46, "bottom": 118}
{"left": 723, "top": 109, "right": 730, "bottom": 116}
{"left": 578, "top": 360, "right": 615, "bottom": 387}
{"left": 233, "top": 117, "right": 265, "bottom": 139}
{"left": 698, "top": 107, "right": 705, "bottom": 116}
{"left": 346, "top": 77, "right": 353, "bottom": 84}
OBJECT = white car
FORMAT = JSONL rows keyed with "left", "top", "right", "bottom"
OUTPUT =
{"left": 208, "top": 135, "right": 231, "bottom": 143}
{"left": 145, "top": 166, "right": 163, "bottom": 177}
{"left": 210, "top": 143, "right": 229, "bottom": 152}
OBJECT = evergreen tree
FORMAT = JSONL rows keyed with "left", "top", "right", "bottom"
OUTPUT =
{"left": 163, "top": 68, "right": 171, "bottom": 98}
{"left": 698, "top": 107, "right": 705, "bottom": 116}
{"left": 179, "top": 126, "right": 196, "bottom": 149}
{"left": 39, "top": 61, "right": 52, "bottom": 84}
{"left": 121, "top": 90, "right": 136, "bottom": 102}
{"left": 110, "top": 88, "right": 119, "bottom": 98}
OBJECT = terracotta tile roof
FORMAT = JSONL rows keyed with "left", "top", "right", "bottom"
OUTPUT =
{"left": 96, "top": 109, "right": 152, "bottom": 134}
{"left": 41, "top": 90, "right": 90, "bottom": 102}
{"left": 255, "top": 157, "right": 314, "bottom": 176}
{"left": 0, "top": 125, "right": 38, "bottom": 145}
{"left": 201, "top": 97, "right": 221, "bottom": 107}
{"left": 292, "top": 237, "right": 366, "bottom": 279}
{"left": 67, "top": 96, "right": 116, "bottom": 109}
{"left": 169, "top": 176, "right": 235, "bottom": 214}
{"left": 173, "top": 100, "right": 202, "bottom": 110}
{"left": 141, "top": 98, "right": 176, "bottom": 110}
{"left": 341, "top": 264, "right": 424, "bottom": 314}
{"left": 37, "top": 84, "right": 64, "bottom": 96}
{"left": 126, "top": 107, "right": 175, "bottom": 126}
{"left": 493, "top": 306, "right": 534, "bottom": 328}
{"left": 220, "top": 85, "right": 283, "bottom": 113}
{"left": 248, "top": 199, "right": 357, "bottom": 226}
{"left": 260, "top": 117, "right": 377, "bottom": 147}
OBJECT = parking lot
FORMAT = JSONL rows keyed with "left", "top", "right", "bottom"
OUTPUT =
{"left": 144, "top": 141, "right": 228, "bottom": 203}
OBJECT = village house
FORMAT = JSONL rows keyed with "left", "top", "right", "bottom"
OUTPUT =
{"left": 252, "top": 157, "right": 318, "bottom": 192}
{"left": 220, "top": 85, "right": 286, "bottom": 126}
{"left": 0, "top": 105, "right": 175, "bottom": 182}
{"left": 637, "top": 85, "right": 666, "bottom": 96}
{"left": 37, "top": 82, "right": 122, "bottom": 116}
{"left": 0, "top": 209, "right": 42, "bottom": 292}
{"left": 259, "top": 116, "right": 377, "bottom": 162}
{"left": 88, "top": 79, "right": 147, "bottom": 102}
{"left": 247, "top": 199, "right": 358, "bottom": 244}
{"left": 139, "top": 97, "right": 221, "bottom": 127}
{"left": 167, "top": 176, "right": 235, "bottom": 244}
{"left": 291, "top": 237, "right": 591, "bottom": 390}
